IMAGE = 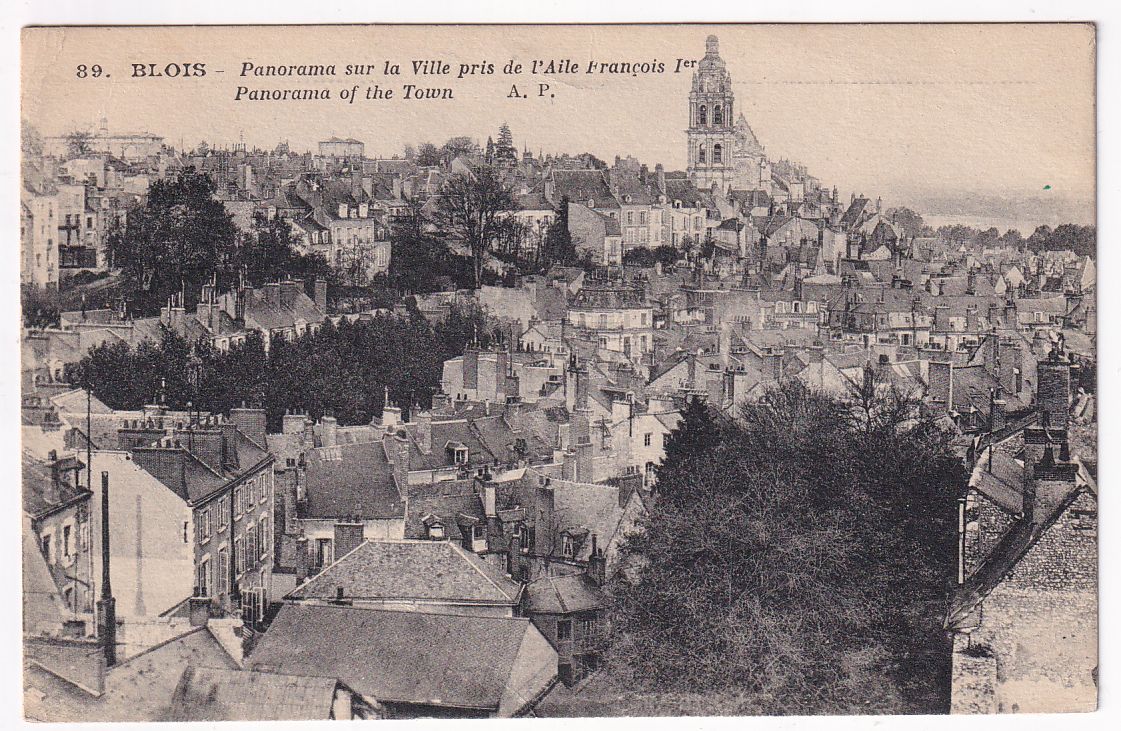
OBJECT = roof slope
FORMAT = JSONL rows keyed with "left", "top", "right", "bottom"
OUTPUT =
{"left": 248, "top": 604, "right": 537, "bottom": 710}
{"left": 286, "top": 539, "right": 521, "bottom": 604}
{"left": 524, "top": 572, "right": 606, "bottom": 614}
{"left": 165, "top": 666, "right": 338, "bottom": 721}
{"left": 303, "top": 438, "right": 404, "bottom": 520}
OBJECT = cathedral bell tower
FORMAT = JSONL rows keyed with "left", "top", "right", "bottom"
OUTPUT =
{"left": 687, "top": 35, "right": 737, "bottom": 194}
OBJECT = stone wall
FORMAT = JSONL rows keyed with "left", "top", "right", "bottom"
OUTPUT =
{"left": 953, "top": 489, "right": 1097, "bottom": 713}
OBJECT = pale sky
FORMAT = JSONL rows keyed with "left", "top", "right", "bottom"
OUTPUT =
{"left": 22, "top": 24, "right": 1095, "bottom": 205}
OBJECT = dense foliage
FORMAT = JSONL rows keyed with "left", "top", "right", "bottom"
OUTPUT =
{"left": 107, "top": 169, "right": 331, "bottom": 315}
{"left": 434, "top": 165, "right": 518, "bottom": 288}
{"left": 623, "top": 245, "right": 681, "bottom": 268}
{"left": 541, "top": 196, "right": 578, "bottom": 267}
{"left": 607, "top": 381, "right": 965, "bottom": 715}
{"left": 75, "top": 305, "right": 497, "bottom": 432}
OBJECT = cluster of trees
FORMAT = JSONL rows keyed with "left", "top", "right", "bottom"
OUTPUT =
{"left": 389, "top": 173, "right": 596, "bottom": 294}
{"left": 75, "top": 304, "right": 497, "bottom": 432}
{"left": 106, "top": 169, "right": 332, "bottom": 315}
{"left": 406, "top": 136, "right": 482, "bottom": 168}
{"left": 935, "top": 223, "right": 1095, "bottom": 258}
{"left": 606, "top": 381, "right": 964, "bottom": 715}
{"left": 884, "top": 207, "right": 928, "bottom": 238}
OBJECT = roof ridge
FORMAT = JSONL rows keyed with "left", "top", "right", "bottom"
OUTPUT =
{"left": 447, "top": 541, "right": 519, "bottom": 601}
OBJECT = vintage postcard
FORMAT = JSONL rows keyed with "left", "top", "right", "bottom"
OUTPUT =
{"left": 19, "top": 23, "right": 1096, "bottom": 720}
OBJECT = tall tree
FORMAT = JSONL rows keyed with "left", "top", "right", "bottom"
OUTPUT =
{"left": 608, "top": 381, "right": 963, "bottom": 714}
{"left": 885, "top": 206, "right": 925, "bottom": 239}
{"left": 107, "top": 168, "right": 239, "bottom": 314}
{"left": 414, "top": 142, "right": 441, "bottom": 167}
{"left": 441, "top": 136, "right": 481, "bottom": 164}
{"left": 435, "top": 164, "right": 517, "bottom": 288}
{"left": 541, "top": 197, "right": 577, "bottom": 266}
{"left": 237, "top": 212, "right": 331, "bottom": 286}
{"left": 65, "top": 130, "right": 94, "bottom": 157}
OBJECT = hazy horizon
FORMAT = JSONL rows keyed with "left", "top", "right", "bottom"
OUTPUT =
{"left": 23, "top": 24, "right": 1095, "bottom": 221}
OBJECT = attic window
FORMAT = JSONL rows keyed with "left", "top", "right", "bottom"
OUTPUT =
{"left": 562, "top": 534, "right": 576, "bottom": 559}
{"left": 454, "top": 446, "right": 469, "bottom": 465}
{"left": 587, "top": 199, "right": 595, "bottom": 208}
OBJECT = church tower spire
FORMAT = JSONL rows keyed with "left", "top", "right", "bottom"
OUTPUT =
{"left": 687, "top": 35, "right": 737, "bottom": 194}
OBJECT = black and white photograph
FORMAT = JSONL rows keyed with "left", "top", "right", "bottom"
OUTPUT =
{"left": 15, "top": 18, "right": 1099, "bottom": 722}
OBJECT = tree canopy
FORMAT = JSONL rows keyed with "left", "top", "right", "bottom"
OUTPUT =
{"left": 76, "top": 304, "right": 498, "bottom": 432}
{"left": 107, "top": 168, "right": 240, "bottom": 314}
{"left": 607, "top": 381, "right": 964, "bottom": 715}
{"left": 434, "top": 164, "right": 517, "bottom": 288}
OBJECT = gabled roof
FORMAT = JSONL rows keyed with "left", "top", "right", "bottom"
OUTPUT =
{"left": 286, "top": 539, "right": 521, "bottom": 605}
{"left": 946, "top": 460, "right": 1096, "bottom": 629}
{"left": 166, "top": 666, "right": 340, "bottom": 721}
{"left": 551, "top": 481, "right": 635, "bottom": 561}
{"left": 549, "top": 170, "right": 618, "bottom": 209}
{"left": 25, "top": 627, "right": 237, "bottom": 723}
{"left": 840, "top": 197, "right": 870, "bottom": 228}
{"left": 303, "top": 438, "right": 404, "bottom": 520}
{"left": 247, "top": 604, "right": 549, "bottom": 711}
{"left": 22, "top": 451, "right": 91, "bottom": 519}
{"left": 524, "top": 572, "right": 606, "bottom": 614}
{"left": 404, "top": 483, "right": 486, "bottom": 541}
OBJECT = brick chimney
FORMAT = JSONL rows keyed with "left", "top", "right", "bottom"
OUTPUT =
{"left": 965, "top": 306, "right": 979, "bottom": 333}
{"left": 279, "top": 280, "right": 300, "bottom": 310}
{"left": 188, "top": 593, "right": 210, "bottom": 627}
{"left": 333, "top": 521, "right": 364, "bottom": 561}
{"left": 318, "top": 415, "right": 338, "bottom": 448}
{"left": 933, "top": 305, "right": 950, "bottom": 332}
{"left": 587, "top": 535, "right": 606, "bottom": 586}
{"left": 989, "top": 387, "right": 1007, "bottom": 433}
{"left": 263, "top": 282, "right": 281, "bottom": 309}
{"left": 928, "top": 360, "right": 954, "bottom": 413}
{"left": 415, "top": 411, "right": 433, "bottom": 455}
{"left": 313, "top": 278, "right": 328, "bottom": 313}
{"left": 464, "top": 348, "right": 480, "bottom": 390}
{"left": 230, "top": 406, "right": 268, "bottom": 449}
{"left": 388, "top": 430, "right": 411, "bottom": 490}
{"left": 295, "top": 534, "right": 310, "bottom": 585}
{"left": 282, "top": 409, "right": 305, "bottom": 435}
{"left": 1037, "top": 349, "right": 1071, "bottom": 431}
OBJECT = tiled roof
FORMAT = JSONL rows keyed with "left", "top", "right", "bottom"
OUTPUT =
{"left": 25, "top": 627, "right": 237, "bottom": 723}
{"left": 552, "top": 482, "right": 632, "bottom": 561}
{"left": 247, "top": 604, "right": 543, "bottom": 711}
{"left": 23, "top": 515, "right": 65, "bottom": 632}
{"left": 549, "top": 170, "right": 618, "bottom": 208}
{"left": 524, "top": 572, "right": 606, "bottom": 614}
{"left": 22, "top": 451, "right": 91, "bottom": 518}
{"left": 570, "top": 286, "right": 648, "bottom": 311}
{"left": 286, "top": 539, "right": 521, "bottom": 605}
{"left": 404, "top": 484, "right": 486, "bottom": 541}
{"left": 303, "top": 439, "right": 404, "bottom": 520}
{"left": 165, "top": 666, "right": 339, "bottom": 721}
{"left": 947, "top": 460, "right": 1095, "bottom": 629}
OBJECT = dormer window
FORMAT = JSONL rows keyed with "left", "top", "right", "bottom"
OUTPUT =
{"left": 428, "top": 523, "right": 445, "bottom": 540}
{"left": 454, "top": 446, "right": 468, "bottom": 464}
{"left": 562, "top": 534, "right": 575, "bottom": 559}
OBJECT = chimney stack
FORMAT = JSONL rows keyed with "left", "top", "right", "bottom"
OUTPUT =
{"left": 97, "top": 471, "right": 117, "bottom": 667}
{"left": 588, "top": 535, "right": 606, "bottom": 586}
